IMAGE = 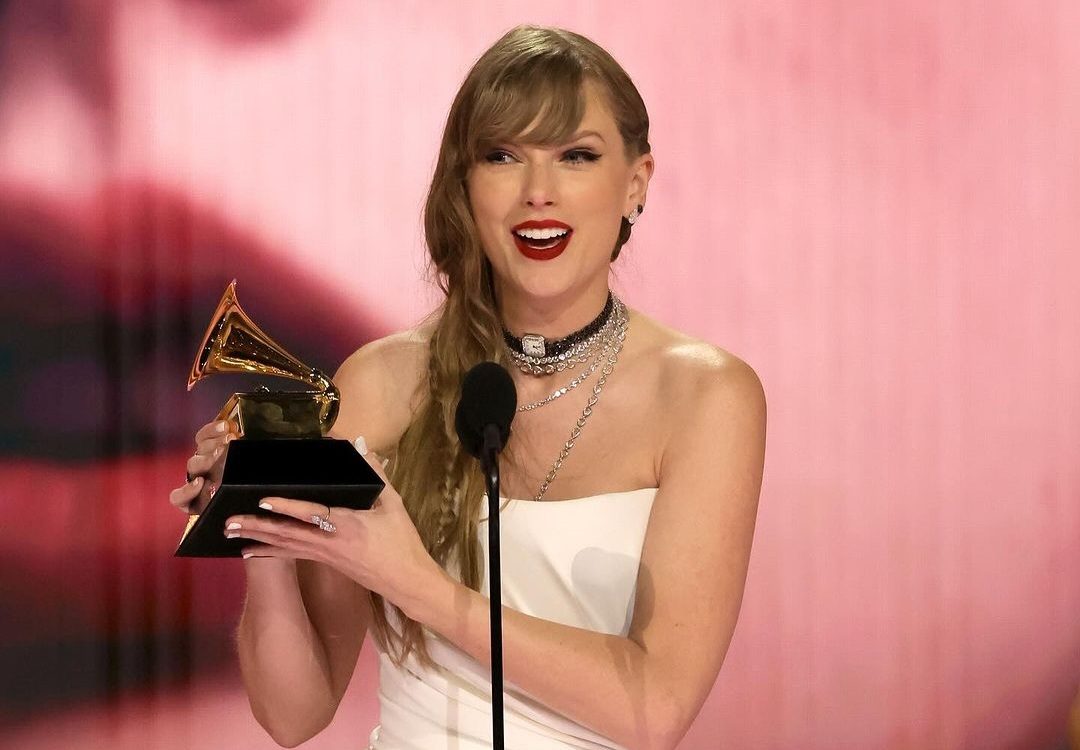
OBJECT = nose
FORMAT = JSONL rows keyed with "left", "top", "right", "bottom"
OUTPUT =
{"left": 521, "top": 161, "right": 557, "bottom": 208}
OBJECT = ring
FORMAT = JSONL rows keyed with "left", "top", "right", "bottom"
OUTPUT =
{"left": 311, "top": 512, "right": 336, "bottom": 533}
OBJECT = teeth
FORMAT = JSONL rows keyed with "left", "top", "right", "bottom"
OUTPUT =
{"left": 515, "top": 227, "right": 569, "bottom": 240}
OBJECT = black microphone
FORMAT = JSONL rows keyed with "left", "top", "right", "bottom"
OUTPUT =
{"left": 453, "top": 361, "right": 516, "bottom": 750}
{"left": 455, "top": 361, "right": 516, "bottom": 462}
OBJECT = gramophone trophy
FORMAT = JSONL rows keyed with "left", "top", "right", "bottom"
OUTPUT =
{"left": 175, "top": 280, "right": 384, "bottom": 557}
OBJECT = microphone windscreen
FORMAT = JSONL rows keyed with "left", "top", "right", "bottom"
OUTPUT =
{"left": 454, "top": 362, "right": 517, "bottom": 458}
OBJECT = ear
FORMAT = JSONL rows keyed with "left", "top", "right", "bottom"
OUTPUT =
{"left": 625, "top": 152, "right": 655, "bottom": 215}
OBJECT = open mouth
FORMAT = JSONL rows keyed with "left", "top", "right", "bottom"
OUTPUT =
{"left": 511, "top": 221, "right": 573, "bottom": 260}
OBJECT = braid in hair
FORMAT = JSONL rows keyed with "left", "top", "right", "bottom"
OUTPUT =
{"left": 434, "top": 444, "right": 463, "bottom": 556}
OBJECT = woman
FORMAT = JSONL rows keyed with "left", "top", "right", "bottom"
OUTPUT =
{"left": 170, "top": 25, "right": 765, "bottom": 750}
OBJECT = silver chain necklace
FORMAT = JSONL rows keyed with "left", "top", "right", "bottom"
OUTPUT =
{"left": 507, "top": 324, "right": 607, "bottom": 375}
{"left": 530, "top": 311, "right": 627, "bottom": 501}
{"left": 517, "top": 349, "right": 605, "bottom": 411}
{"left": 506, "top": 293, "right": 624, "bottom": 377}
{"left": 516, "top": 309, "right": 624, "bottom": 412}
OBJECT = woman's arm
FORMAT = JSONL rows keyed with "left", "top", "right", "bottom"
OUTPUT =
{"left": 407, "top": 354, "right": 766, "bottom": 750}
{"left": 235, "top": 334, "right": 424, "bottom": 746}
{"left": 237, "top": 560, "right": 369, "bottom": 747}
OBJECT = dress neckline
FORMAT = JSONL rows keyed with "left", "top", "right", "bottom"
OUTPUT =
{"left": 490, "top": 487, "right": 659, "bottom": 505}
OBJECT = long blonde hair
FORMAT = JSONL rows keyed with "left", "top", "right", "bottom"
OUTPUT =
{"left": 368, "top": 24, "right": 651, "bottom": 669}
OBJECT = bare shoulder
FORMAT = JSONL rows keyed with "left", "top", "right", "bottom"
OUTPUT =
{"left": 334, "top": 326, "right": 429, "bottom": 384}
{"left": 329, "top": 327, "right": 430, "bottom": 453}
{"left": 629, "top": 310, "right": 766, "bottom": 420}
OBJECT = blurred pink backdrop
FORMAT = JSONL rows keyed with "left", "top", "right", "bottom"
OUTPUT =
{"left": 1, "top": 1, "right": 1077, "bottom": 748}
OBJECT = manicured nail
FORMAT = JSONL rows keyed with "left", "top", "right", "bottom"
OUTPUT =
{"left": 242, "top": 551, "right": 254, "bottom": 559}
{"left": 259, "top": 501, "right": 273, "bottom": 511}
{"left": 193, "top": 476, "right": 203, "bottom": 486}
{"left": 225, "top": 532, "right": 239, "bottom": 539}
{"left": 215, "top": 421, "right": 227, "bottom": 433}
{"left": 226, "top": 522, "right": 241, "bottom": 531}
{"left": 353, "top": 436, "right": 368, "bottom": 455}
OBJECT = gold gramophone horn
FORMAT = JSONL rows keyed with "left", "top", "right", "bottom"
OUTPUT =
{"left": 188, "top": 280, "right": 340, "bottom": 437}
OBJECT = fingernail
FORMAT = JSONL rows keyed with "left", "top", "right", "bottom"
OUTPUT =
{"left": 215, "top": 421, "right": 227, "bottom": 433}
{"left": 242, "top": 551, "right": 254, "bottom": 559}
{"left": 226, "top": 532, "right": 239, "bottom": 539}
{"left": 193, "top": 476, "right": 203, "bottom": 486}
{"left": 259, "top": 501, "right": 273, "bottom": 511}
{"left": 226, "top": 522, "right": 241, "bottom": 530}
{"left": 353, "top": 436, "right": 368, "bottom": 455}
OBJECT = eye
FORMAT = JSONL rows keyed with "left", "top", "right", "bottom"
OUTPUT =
{"left": 483, "top": 150, "right": 516, "bottom": 165}
{"left": 563, "top": 149, "right": 600, "bottom": 164}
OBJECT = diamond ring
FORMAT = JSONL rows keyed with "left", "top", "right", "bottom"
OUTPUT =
{"left": 311, "top": 510, "right": 336, "bottom": 533}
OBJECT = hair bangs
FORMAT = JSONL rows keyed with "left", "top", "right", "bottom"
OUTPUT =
{"left": 464, "top": 56, "right": 586, "bottom": 161}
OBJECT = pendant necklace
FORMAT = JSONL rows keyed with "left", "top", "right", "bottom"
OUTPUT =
{"left": 500, "top": 292, "right": 629, "bottom": 501}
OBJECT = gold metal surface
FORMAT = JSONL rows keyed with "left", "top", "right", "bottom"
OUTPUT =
{"left": 188, "top": 280, "right": 340, "bottom": 436}
{"left": 179, "top": 513, "right": 199, "bottom": 543}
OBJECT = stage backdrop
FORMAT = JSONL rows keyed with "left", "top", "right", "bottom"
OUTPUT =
{"left": 1, "top": 1, "right": 1077, "bottom": 748}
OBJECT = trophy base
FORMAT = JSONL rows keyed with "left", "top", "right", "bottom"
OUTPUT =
{"left": 175, "top": 438, "right": 384, "bottom": 558}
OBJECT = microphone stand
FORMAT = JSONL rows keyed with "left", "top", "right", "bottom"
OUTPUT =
{"left": 480, "top": 422, "right": 505, "bottom": 750}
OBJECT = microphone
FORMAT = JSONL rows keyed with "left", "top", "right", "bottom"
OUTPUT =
{"left": 455, "top": 361, "right": 516, "bottom": 462}
{"left": 454, "top": 361, "right": 516, "bottom": 750}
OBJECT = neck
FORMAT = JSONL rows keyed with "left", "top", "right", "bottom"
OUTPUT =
{"left": 498, "top": 282, "right": 611, "bottom": 339}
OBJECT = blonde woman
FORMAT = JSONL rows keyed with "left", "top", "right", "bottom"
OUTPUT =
{"left": 172, "top": 25, "right": 765, "bottom": 750}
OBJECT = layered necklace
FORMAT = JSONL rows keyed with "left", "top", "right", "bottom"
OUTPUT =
{"left": 502, "top": 291, "right": 629, "bottom": 501}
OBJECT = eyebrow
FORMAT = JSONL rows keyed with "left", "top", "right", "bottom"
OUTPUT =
{"left": 570, "top": 130, "right": 607, "bottom": 143}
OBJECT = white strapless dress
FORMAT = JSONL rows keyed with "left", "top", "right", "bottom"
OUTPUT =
{"left": 367, "top": 487, "right": 659, "bottom": 750}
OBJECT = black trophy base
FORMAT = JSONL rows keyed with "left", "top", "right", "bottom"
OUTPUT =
{"left": 175, "top": 438, "right": 384, "bottom": 557}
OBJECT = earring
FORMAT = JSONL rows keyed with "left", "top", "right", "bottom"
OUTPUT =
{"left": 627, "top": 204, "right": 644, "bottom": 226}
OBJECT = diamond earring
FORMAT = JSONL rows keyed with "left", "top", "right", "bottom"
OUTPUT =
{"left": 627, "top": 204, "right": 643, "bottom": 226}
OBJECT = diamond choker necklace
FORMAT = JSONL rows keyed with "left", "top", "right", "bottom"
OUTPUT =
{"left": 502, "top": 292, "right": 614, "bottom": 360}
{"left": 504, "top": 293, "right": 626, "bottom": 377}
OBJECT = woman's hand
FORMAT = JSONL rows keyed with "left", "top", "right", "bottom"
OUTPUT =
{"left": 223, "top": 440, "right": 447, "bottom": 619}
{"left": 168, "top": 420, "right": 236, "bottom": 513}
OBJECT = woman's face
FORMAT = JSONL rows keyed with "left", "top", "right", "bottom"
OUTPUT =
{"left": 466, "top": 82, "right": 653, "bottom": 315}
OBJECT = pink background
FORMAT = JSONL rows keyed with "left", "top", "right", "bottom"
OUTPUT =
{"left": 1, "top": 1, "right": 1077, "bottom": 748}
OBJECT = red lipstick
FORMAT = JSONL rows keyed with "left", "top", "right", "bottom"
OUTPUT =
{"left": 511, "top": 219, "right": 573, "bottom": 261}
